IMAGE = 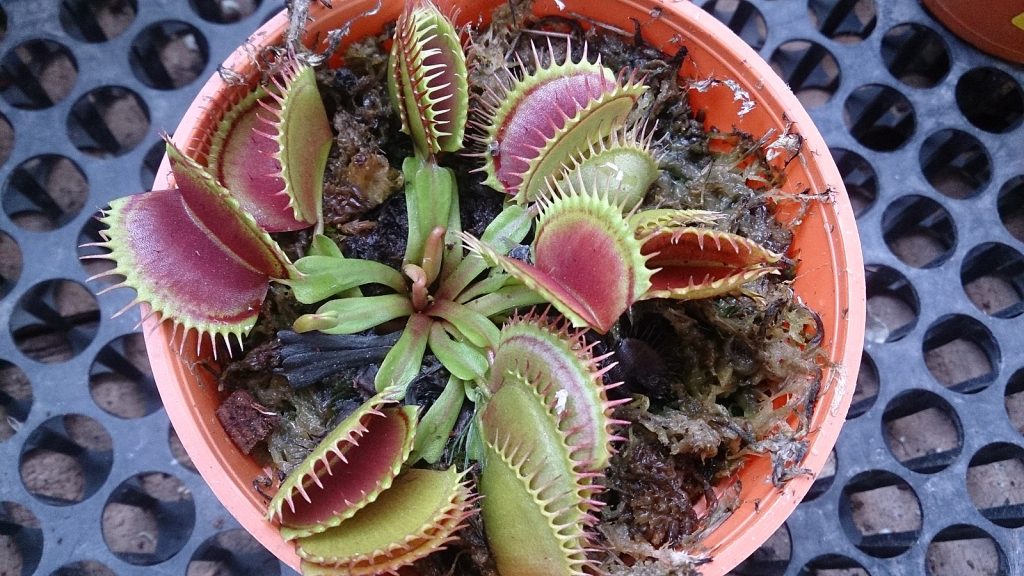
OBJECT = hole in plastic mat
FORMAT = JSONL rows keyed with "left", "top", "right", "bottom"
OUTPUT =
{"left": 883, "top": 390, "right": 962, "bottom": 473}
{"left": 169, "top": 425, "right": 197, "bottom": 473}
{"left": 864, "top": 265, "right": 919, "bottom": 343}
{"left": 769, "top": 40, "right": 840, "bottom": 108}
{"left": 831, "top": 148, "right": 877, "bottom": 217}
{"left": 3, "top": 154, "right": 89, "bottom": 231}
{"left": 130, "top": 21, "right": 210, "bottom": 89}
{"left": 60, "top": 0, "right": 138, "bottom": 43}
{"left": 67, "top": 86, "right": 150, "bottom": 157}
{"left": 881, "top": 23, "right": 950, "bottom": 88}
{"left": 0, "top": 229, "right": 22, "bottom": 298}
{"left": 0, "top": 39, "right": 78, "bottom": 109}
{"left": 102, "top": 472, "right": 196, "bottom": 565}
{"left": 920, "top": 129, "right": 991, "bottom": 199}
{"left": 51, "top": 560, "right": 117, "bottom": 576}
{"left": 926, "top": 524, "right": 1006, "bottom": 576}
{"left": 882, "top": 194, "right": 956, "bottom": 268}
{"left": 957, "top": 68, "right": 1024, "bottom": 134}
{"left": 701, "top": 0, "right": 767, "bottom": 51}
{"left": 799, "top": 554, "right": 869, "bottom": 575}
{"left": 1007, "top": 369, "right": 1024, "bottom": 437}
{"left": 732, "top": 522, "right": 790, "bottom": 576}
{"left": 190, "top": 0, "right": 262, "bottom": 24}
{"left": 140, "top": 140, "right": 165, "bottom": 189}
{"left": 0, "top": 112, "right": 13, "bottom": 167}
{"left": 0, "top": 501, "right": 43, "bottom": 576}
{"left": 844, "top": 84, "right": 915, "bottom": 152}
{"left": 187, "top": 528, "right": 281, "bottom": 576}
{"left": 807, "top": 0, "right": 876, "bottom": 43}
{"left": 923, "top": 314, "right": 1000, "bottom": 394}
{"left": 839, "top": 470, "right": 922, "bottom": 558}
{"left": 0, "top": 360, "right": 32, "bottom": 443}
{"left": 803, "top": 450, "right": 837, "bottom": 502}
{"left": 19, "top": 414, "right": 113, "bottom": 506}
{"left": 998, "top": 176, "right": 1024, "bottom": 243}
{"left": 9, "top": 280, "right": 100, "bottom": 363}
{"left": 848, "top": 351, "right": 878, "bottom": 418}
{"left": 90, "top": 333, "right": 158, "bottom": 419}
{"left": 966, "top": 443, "right": 1024, "bottom": 529}
{"left": 961, "top": 243, "right": 1024, "bottom": 318}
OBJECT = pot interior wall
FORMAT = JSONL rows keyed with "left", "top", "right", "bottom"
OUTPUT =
{"left": 148, "top": 0, "right": 863, "bottom": 573}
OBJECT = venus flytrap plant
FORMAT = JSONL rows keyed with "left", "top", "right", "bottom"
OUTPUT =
{"left": 296, "top": 466, "right": 477, "bottom": 576}
{"left": 288, "top": 203, "right": 542, "bottom": 390}
{"left": 86, "top": 55, "right": 330, "bottom": 353}
{"left": 472, "top": 40, "right": 647, "bottom": 203}
{"left": 207, "top": 57, "right": 331, "bottom": 233}
{"left": 463, "top": 175, "right": 785, "bottom": 334}
{"left": 267, "top": 388, "right": 417, "bottom": 540}
{"left": 473, "top": 312, "right": 628, "bottom": 575}
{"left": 271, "top": 6, "right": 632, "bottom": 573}
{"left": 89, "top": 1, "right": 813, "bottom": 573}
{"left": 554, "top": 120, "right": 662, "bottom": 211}
{"left": 286, "top": 0, "right": 565, "bottom": 397}
{"left": 283, "top": 0, "right": 510, "bottom": 399}
{"left": 388, "top": 0, "right": 468, "bottom": 265}
{"left": 463, "top": 178, "right": 656, "bottom": 333}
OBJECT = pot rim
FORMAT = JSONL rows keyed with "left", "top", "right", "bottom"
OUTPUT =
{"left": 145, "top": 1, "right": 866, "bottom": 574}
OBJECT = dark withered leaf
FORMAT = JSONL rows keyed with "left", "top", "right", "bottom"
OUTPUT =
{"left": 276, "top": 330, "right": 400, "bottom": 388}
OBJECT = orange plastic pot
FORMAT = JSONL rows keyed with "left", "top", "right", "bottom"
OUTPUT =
{"left": 923, "top": 0, "right": 1024, "bottom": 64}
{"left": 146, "top": 1, "right": 865, "bottom": 573}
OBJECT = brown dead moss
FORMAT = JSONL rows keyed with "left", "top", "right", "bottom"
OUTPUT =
{"left": 216, "top": 390, "right": 279, "bottom": 454}
{"left": 316, "top": 35, "right": 407, "bottom": 245}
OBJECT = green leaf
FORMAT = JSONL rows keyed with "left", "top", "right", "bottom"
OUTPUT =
{"left": 440, "top": 185, "right": 463, "bottom": 280}
{"left": 428, "top": 322, "right": 489, "bottom": 381}
{"left": 555, "top": 124, "right": 660, "bottom": 211}
{"left": 411, "top": 375, "right": 466, "bottom": 465}
{"left": 481, "top": 204, "right": 533, "bottom": 249}
{"left": 404, "top": 157, "right": 456, "bottom": 266}
{"left": 288, "top": 256, "right": 407, "bottom": 303}
{"left": 436, "top": 204, "right": 532, "bottom": 300}
{"left": 308, "top": 234, "right": 344, "bottom": 258}
{"left": 294, "top": 294, "right": 412, "bottom": 334}
{"left": 303, "top": 234, "right": 362, "bottom": 298}
{"left": 375, "top": 314, "right": 430, "bottom": 393}
{"left": 455, "top": 273, "right": 511, "bottom": 304}
{"left": 275, "top": 61, "right": 332, "bottom": 230}
{"left": 465, "top": 415, "right": 484, "bottom": 463}
{"left": 427, "top": 300, "right": 499, "bottom": 350}
{"left": 464, "top": 284, "right": 548, "bottom": 318}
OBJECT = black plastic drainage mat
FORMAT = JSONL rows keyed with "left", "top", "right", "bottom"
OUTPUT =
{"left": 0, "top": 1, "right": 1022, "bottom": 575}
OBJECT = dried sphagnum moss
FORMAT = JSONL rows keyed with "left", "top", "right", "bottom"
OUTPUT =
{"left": 215, "top": 1, "right": 825, "bottom": 573}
